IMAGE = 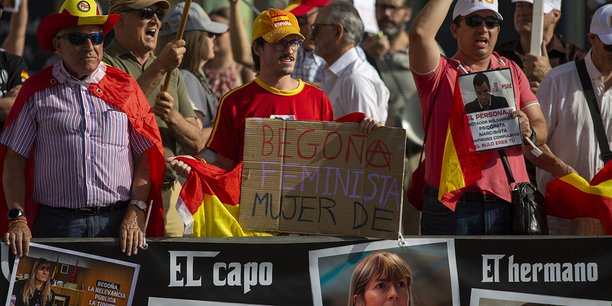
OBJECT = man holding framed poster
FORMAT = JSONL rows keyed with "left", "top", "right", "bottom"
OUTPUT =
{"left": 408, "top": 0, "right": 548, "bottom": 235}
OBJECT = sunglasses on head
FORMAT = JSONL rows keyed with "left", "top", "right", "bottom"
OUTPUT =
{"left": 462, "top": 15, "right": 501, "bottom": 29}
{"left": 58, "top": 32, "right": 104, "bottom": 46}
{"left": 123, "top": 7, "right": 165, "bottom": 20}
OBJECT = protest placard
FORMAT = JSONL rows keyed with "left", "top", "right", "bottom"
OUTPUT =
{"left": 239, "top": 118, "right": 406, "bottom": 239}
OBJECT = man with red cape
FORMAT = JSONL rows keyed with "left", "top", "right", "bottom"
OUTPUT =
{"left": 1, "top": 0, "right": 164, "bottom": 257}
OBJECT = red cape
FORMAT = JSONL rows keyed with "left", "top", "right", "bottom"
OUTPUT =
{"left": 0, "top": 64, "right": 165, "bottom": 237}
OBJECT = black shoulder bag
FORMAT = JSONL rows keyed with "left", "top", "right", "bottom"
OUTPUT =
{"left": 499, "top": 149, "right": 548, "bottom": 235}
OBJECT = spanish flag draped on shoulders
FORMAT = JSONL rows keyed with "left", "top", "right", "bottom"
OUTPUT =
{"left": 0, "top": 64, "right": 166, "bottom": 236}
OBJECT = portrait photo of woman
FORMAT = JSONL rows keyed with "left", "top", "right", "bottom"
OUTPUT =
{"left": 10, "top": 257, "right": 55, "bottom": 306}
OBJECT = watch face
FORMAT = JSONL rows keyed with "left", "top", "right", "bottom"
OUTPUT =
{"left": 8, "top": 208, "right": 24, "bottom": 220}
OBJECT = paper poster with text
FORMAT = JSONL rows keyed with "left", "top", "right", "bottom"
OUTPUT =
{"left": 458, "top": 68, "right": 521, "bottom": 151}
{"left": 5, "top": 243, "right": 139, "bottom": 306}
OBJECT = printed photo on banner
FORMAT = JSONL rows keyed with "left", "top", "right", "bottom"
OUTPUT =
{"left": 5, "top": 243, "right": 140, "bottom": 306}
{"left": 469, "top": 288, "right": 611, "bottom": 306}
{"left": 458, "top": 68, "right": 522, "bottom": 152}
{"left": 309, "top": 239, "right": 459, "bottom": 306}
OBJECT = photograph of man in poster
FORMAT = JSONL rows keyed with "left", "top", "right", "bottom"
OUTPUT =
{"left": 465, "top": 72, "right": 509, "bottom": 113}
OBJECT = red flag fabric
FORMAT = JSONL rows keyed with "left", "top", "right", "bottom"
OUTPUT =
{"left": 0, "top": 65, "right": 165, "bottom": 236}
{"left": 438, "top": 78, "right": 488, "bottom": 210}
{"left": 545, "top": 162, "right": 612, "bottom": 234}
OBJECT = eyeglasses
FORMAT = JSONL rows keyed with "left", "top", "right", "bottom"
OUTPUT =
{"left": 122, "top": 7, "right": 165, "bottom": 20}
{"left": 57, "top": 32, "right": 104, "bottom": 46}
{"left": 375, "top": 4, "right": 405, "bottom": 12}
{"left": 311, "top": 23, "right": 337, "bottom": 37}
{"left": 271, "top": 39, "right": 304, "bottom": 51}
{"left": 461, "top": 15, "right": 501, "bottom": 29}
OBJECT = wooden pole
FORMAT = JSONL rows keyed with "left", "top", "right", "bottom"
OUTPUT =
{"left": 529, "top": 0, "right": 544, "bottom": 56}
{"left": 161, "top": 0, "right": 192, "bottom": 92}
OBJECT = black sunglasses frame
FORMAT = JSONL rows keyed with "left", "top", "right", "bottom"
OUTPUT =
{"left": 462, "top": 15, "right": 501, "bottom": 29}
{"left": 58, "top": 32, "right": 105, "bottom": 46}
{"left": 122, "top": 7, "right": 165, "bottom": 20}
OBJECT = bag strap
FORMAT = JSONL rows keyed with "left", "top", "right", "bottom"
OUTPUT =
{"left": 498, "top": 149, "right": 516, "bottom": 188}
{"left": 575, "top": 59, "right": 612, "bottom": 163}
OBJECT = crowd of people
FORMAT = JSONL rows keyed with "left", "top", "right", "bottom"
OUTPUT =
{"left": 1, "top": 0, "right": 611, "bottom": 259}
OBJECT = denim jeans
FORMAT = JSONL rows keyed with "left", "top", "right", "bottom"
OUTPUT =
{"left": 420, "top": 185, "right": 512, "bottom": 235}
{"left": 33, "top": 205, "right": 125, "bottom": 238}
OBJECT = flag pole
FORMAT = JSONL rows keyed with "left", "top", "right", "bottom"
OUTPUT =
{"left": 529, "top": 0, "right": 544, "bottom": 56}
{"left": 160, "top": 0, "right": 192, "bottom": 92}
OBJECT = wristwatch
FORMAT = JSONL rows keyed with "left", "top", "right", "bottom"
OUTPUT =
{"left": 529, "top": 127, "right": 537, "bottom": 143}
{"left": 130, "top": 200, "right": 148, "bottom": 212}
{"left": 7, "top": 208, "right": 25, "bottom": 221}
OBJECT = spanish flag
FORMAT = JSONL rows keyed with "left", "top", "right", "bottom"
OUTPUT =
{"left": 545, "top": 162, "right": 612, "bottom": 234}
{"left": 437, "top": 79, "right": 487, "bottom": 210}
{"left": 175, "top": 157, "right": 271, "bottom": 237}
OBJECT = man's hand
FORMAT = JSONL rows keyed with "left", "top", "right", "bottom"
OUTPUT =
{"left": 167, "top": 155, "right": 196, "bottom": 178}
{"left": 522, "top": 44, "right": 551, "bottom": 93}
{"left": 155, "top": 39, "right": 186, "bottom": 73}
{"left": 362, "top": 33, "right": 390, "bottom": 60}
{"left": 4, "top": 219, "right": 31, "bottom": 257}
{"left": 359, "top": 117, "right": 383, "bottom": 134}
{"left": 153, "top": 91, "right": 179, "bottom": 122}
{"left": 120, "top": 206, "right": 145, "bottom": 256}
{"left": 511, "top": 110, "right": 532, "bottom": 140}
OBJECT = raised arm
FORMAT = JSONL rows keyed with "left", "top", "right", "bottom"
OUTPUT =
{"left": 229, "top": 0, "right": 255, "bottom": 69}
{"left": 408, "top": 0, "right": 453, "bottom": 74}
{"left": 2, "top": 0, "right": 28, "bottom": 55}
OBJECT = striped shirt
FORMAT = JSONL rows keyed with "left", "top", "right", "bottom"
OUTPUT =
{"left": 0, "top": 62, "right": 153, "bottom": 208}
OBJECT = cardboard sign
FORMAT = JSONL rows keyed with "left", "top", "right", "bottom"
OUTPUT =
{"left": 239, "top": 118, "right": 406, "bottom": 239}
{"left": 459, "top": 68, "right": 522, "bottom": 151}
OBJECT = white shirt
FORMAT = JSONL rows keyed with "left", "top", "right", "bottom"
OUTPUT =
{"left": 536, "top": 50, "right": 612, "bottom": 191}
{"left": 321, "top": 47, "right": 389, "bottom": 122}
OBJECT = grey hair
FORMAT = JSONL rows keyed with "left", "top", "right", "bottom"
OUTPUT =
{"left": 325, "top": 1, "right": 364, "bottom": 45}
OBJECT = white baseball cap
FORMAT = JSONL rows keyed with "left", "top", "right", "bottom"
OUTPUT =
{"left": 590, "top": 4, "right": 612, "bottom": 45}
{"left": 511, "top": 0, "right": 562, "bottom": 14}
{"left": 452, "top": 0, "right": 503, "bottom": 21}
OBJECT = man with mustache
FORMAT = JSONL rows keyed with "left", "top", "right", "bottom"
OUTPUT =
{"left": 104, "top": 0, "right": 206, "bottom": 237}
{"left": 202, "top": 8, "right": 336, "bottom": 171}
{"left": 313, "top": 1, "right": 389, "bottom": 123}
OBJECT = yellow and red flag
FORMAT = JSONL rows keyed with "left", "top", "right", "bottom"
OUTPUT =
{"left": 175, "top": 158, "right": 271, "bottom": 237}
{"left": 438, "top": 79, "right": 488, "bottom": 210}
{"left": 545, "top": 162, "right": 612, "bottom": 234}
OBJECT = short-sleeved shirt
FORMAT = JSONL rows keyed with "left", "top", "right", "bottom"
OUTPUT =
{"left": 0, "top": 62, "right": 153, "bottom": 208}
{"left": 0, "top": 51, "right": 28, "bottom": 131}
{"left": 413, "top": 53, "right": 537, "bottom": 202}
{"left": 207, "top": 77, "right": 335, "bottom": 163}
{"left": 103, "top": 41, "right": 196, "bottom": 181}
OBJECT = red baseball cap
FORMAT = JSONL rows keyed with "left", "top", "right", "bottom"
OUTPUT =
{"left": 284, "top": 0, "right": 330, "bottom": 17}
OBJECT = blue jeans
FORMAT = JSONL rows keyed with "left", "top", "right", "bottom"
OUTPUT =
{"left": 33, "top": 205, "right": 125, "bottom": 238}
{"left": 420, "top": 185, "right": 512, "bottom": 235}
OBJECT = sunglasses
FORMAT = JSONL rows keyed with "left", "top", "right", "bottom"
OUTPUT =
{"left": 58, "top": 32, "right": 104, "bottom": 46}
{"left": 271, "top": 39, "right": 304, "bottom": 51}
{"left": 461, "top": 15, "right": 501, "bottom": 29}
{"left": 311, "top": 23, "right": 336, "bottom": 37}
{"left": 123, "top": 7, "right": 165, "bottom": 20}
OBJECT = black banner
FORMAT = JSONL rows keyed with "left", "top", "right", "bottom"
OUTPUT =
{"left": 1, "top": 237, "right": 611, "bottom": 306}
